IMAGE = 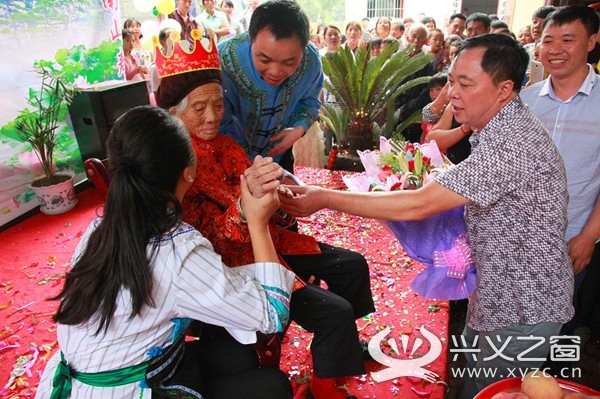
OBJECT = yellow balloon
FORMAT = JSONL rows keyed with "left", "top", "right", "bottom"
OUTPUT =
{"left": 156, "top": 0, "right": 175, "bottom": 15}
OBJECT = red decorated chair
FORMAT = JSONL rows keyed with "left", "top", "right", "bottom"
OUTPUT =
{"left": 84, "top": 158, "right": 111, "bottom": 196}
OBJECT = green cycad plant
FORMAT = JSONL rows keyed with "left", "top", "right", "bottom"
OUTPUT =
{"left": 15, "top": 61, "right": 78, "bottom": 187}
{"left": 320, "top": 41, "right": 433, "bottom": 155}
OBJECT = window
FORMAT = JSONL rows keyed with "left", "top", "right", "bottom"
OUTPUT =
{"left": 367, "top": 0, "right": 403, "bottom": 18}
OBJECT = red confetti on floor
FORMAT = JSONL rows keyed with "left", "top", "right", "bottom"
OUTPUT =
{"left": 0, "top": 167, "right": 449, "bottom": 398}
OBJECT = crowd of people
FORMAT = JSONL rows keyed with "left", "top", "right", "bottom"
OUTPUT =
{"left": 34, "top": 1, "right": 600, "bottom": 399}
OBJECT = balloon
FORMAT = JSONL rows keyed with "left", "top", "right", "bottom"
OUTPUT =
{"left": 156, "top": 0, "right": 175, "bottom": 15}
{"left": 140, "top": 37, "right": 154, "bottom": 53}
{"left": 133, "top": 0, "right": 157, "bottom": 13}
{"left": 159, "top": 18, "right": 182, "bottom": 34}
{"left": 153, "top": 8, "right": 159, "bottom": 16}
{"left": 140, "top": 19, "right": 160, "bottom": 39}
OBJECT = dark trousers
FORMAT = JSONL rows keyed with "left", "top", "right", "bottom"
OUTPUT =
{"left": 152, "top": 324, "right": 292, "bottom": 399}
{"left": 576, "top": 242, "right": 600, "bottom": 337}
{"left": 279, "top": 148, "right": 295, "bottom": 174}
{"left": 282, "top": 242, "right": 375, "bottom": 378}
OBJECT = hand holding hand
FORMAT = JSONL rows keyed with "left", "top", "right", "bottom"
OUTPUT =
{"left": 244, "top": 155, "right": 284, "bottom": 198}
{"left": 278, "top": 185, "right": 328, "bottom": 217}
{"left": 240, "top": 174, "right": 279, "bottom": 226}
{"left": 276, "top": 185, "right": 294, "bottom": 199}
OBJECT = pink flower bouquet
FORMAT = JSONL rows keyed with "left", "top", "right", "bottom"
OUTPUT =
{"left": 343, "top": 137, "right": 476, "bottom": 300}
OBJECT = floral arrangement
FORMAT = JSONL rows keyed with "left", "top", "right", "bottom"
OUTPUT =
{"left": 344, "top": 137, "right": 450, "bottom": 193}
{"left": 343, "top": 137, "right": 477, "bottom": 300}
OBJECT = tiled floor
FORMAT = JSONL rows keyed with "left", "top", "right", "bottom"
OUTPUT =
{"left": 445, "top": 300, "right": 600, "bottom": 398}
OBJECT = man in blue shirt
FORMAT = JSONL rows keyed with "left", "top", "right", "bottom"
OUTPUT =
{"left": 520, "top": 5, "right": 600, "bottom": 359}
{"left": 218, "top": 0, "right": 323, "bottom": 173}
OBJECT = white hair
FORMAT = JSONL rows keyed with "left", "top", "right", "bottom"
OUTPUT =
{"left": 172, "top": 95, "right": 189, "bottom": 113}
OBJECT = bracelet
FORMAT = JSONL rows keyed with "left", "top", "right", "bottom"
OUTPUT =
{"left": 460, "top": 125, "right": 472, "bottom": 136}
{"left": 430, "top": 102, "right": 446, "bottom": 115}
{"left": 237, "top": 197, "right": 247, "bottom": 224}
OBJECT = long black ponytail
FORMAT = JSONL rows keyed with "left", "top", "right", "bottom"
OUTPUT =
{"left": 52, "top": 106, "right": 195, "bottom": 334}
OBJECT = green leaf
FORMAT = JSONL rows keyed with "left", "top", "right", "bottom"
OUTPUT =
{"left": 321, "top": 44, "right": 433, "bottom": 153}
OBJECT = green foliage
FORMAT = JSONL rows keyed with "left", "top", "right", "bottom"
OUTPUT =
{"left": 320, "top": 105, "right": 349, "bottom": 145}
{"left": 54, "top": 40, "right": 121, "bottom": 84}
{"left": 295, "top": 0, "right": 345, "bottom": 26}
{"left": 2, "top": 39, "right": 121, "bottom": 178}
{"left": 321, "top": 42, "right": 433, "bottom": 152}
{"left": 14, "top": 63, "right": 78, "bottom": 185}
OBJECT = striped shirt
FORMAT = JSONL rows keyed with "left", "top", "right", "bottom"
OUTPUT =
{"left": 35, "top": 220, "right": 294, "bottom": 398}
{"left": 520, "top": 66, "right": 600, "bottom": 243}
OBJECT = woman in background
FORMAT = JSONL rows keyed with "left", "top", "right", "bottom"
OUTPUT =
{"left": 374, "top": 16, "right": 392, "bottom": 39}
{"left": 344, "top": 21, "right": 366, "bottom": 53}
{"left": 319, "top": 25, "right": 341, "bottom": 56}
{"left": 221, "top": 0, "right": 242, "bottom": 39}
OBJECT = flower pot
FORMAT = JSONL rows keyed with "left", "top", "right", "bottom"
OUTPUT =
{"left": 30, "top": 174, "right": 78, "bottom": 215}
{"left": 347, "top": 121, "right": 375, "bottom": 156}
{"left": 330, "top": 150, "right": 365, "bottom": 172}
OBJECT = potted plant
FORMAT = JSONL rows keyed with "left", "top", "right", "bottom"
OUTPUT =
{"left": 320, "top": 41, "right": 432, "bottom": 169}
{"left": 15, "top": 61, "right": 79, "bottom": 214}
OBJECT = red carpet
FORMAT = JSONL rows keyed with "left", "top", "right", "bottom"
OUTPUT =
{"left": 0, "top": 167, "right": 449, "bottom": 399}
{"left": 0, "top": 189, "right": 104, "bottom": 397}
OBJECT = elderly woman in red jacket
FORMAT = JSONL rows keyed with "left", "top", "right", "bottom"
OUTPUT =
{"left": 157, "top": 61, "right": 375, "bottom": 399}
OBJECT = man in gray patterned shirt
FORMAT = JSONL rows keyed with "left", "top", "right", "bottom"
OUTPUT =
{"left": 280, "top": 34, "right": 574, "bottom": 397}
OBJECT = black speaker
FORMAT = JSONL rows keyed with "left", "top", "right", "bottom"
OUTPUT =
{"left": 68, "top": 80, "right": 150, "bottom": 161}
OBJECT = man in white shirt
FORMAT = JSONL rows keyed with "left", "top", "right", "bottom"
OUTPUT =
{"left": 520, "top": 5, "right": 600, "bottom": 360}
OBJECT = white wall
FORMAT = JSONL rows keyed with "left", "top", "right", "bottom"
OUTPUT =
{"left": 344, "top": 0, "right": 462, "bottom": 31}
{"left": 346, "top": 1, "right": 368, "bottom": 23}
{"left": 504, "top": 0, "right": 544, "bottom": 31}
{"left": 402, "top": 0, "right": 462, "bottom": 31}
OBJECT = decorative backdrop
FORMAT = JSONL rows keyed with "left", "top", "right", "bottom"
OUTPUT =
{"left": 0, "top": 0, "right": 123, "bottom": 228}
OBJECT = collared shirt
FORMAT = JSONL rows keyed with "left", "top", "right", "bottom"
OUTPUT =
{"left": 168, "top": 8, "right": 199, "bottom": 48}
{"left": 436, "top": 97, "right": 574, "bottom": 332}
{"left": 198, "top": 10, "right": 227, "bottom": 34}
{"left": 521, "top": 66, "right": 600, "bottom": 243}
{"left": 218, "top": 33, "right": 323, "bottom": 162}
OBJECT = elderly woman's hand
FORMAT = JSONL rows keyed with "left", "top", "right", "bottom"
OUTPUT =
{"left": 243, "top": 155, "right": 284, "bottom": 198}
